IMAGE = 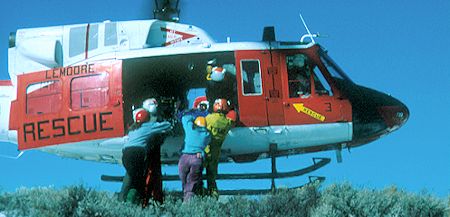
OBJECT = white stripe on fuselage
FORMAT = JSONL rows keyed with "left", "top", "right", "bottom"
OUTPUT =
{"left": 39, "top": 122, "right": 353, "bottom": 164}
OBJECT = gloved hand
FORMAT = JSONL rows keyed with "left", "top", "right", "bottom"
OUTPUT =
{"left": 204, "top": 144, "right": 211, "bottom": 155}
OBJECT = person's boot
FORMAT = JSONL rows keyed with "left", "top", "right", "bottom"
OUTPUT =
{"left": 209, "top": 188, "right": 219, "bottom": 200}
{"left": 126, "top": 188, "right": 138, "bottom": 203}
{"left": 118, "top": 173, "right": 131, "bottom": 202}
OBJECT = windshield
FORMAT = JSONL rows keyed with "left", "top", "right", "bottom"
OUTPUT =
{"left": 319, "top": 49, "right": 353, "bottom": 83}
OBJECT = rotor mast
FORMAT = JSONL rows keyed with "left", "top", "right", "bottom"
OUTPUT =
{"left": 153, "top": 0, "right": 180, "bottom": 22}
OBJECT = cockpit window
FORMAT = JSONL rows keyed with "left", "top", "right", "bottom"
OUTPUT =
{"left": 287, "top": 53, "right": 334, "bottom": 97}
{"left": 313, "top": 67, "right": 333, "bottom": 96}
{"left": 319, "top": 49, "right": 353, "bottom": 83}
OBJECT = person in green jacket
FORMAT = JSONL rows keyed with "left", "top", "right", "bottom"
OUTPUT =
{"left": 205, "top": 98, "right": 235, "bottom": 199}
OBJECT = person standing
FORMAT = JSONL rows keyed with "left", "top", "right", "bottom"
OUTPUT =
{"left": 204, "top": 99, "right": 235, "bottom": 199}
{"left": 178, "top": 114, "right": 210, "bottom": 201}
{"left": 121, "top": 99, "right": 171, "bottom": 204}
{"left": 141, "top": 98, "right": 167, "bottom": 204}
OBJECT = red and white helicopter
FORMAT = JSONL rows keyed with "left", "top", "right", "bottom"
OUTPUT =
{"left": 0, "top": 0, "right": 408, "bottom": 193}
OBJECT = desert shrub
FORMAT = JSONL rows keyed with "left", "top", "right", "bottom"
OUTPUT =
{"left": 221, "top": 196, "right": 258, "bottom": 217}
{"left": 0, "top": 186, "right": 67, "bottom": 217}
{"left": 161, "top": 195, "right": 222, "bottom": 217}
{"left": 0, "top": 183, "right": 446, "bottom": 217}
{"left": 311, "top": 183, "right": 446, "bottom": 217}
{"left": 256, "top": 183, "right": 320, "bottom": 217}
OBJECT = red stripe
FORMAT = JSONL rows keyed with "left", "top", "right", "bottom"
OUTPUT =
{"left": 85, "top": 23, "right": 90, "bottom": 59}
{"left": 160, "top": 27, "right": 196, "bottom": 46}
{"left": 0, "top": 80, "right": 12, "bottom": 86}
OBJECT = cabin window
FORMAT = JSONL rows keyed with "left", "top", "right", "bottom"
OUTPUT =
{"left": 240, "top": 60, "right": 262, "bottom": 95}
{"left": 69, "top": 24, "right": 99, "bottom": 57}
{"left": 69, "top": 26, "right": 86, "bottom": 57}
{"left": 286, "top": 54, "right": 311, "bottom": 98}
{"left": 26, "top": 80, "right": 62, "bottom": 115}
{"left": 104, "top": 22, "right": 118, "bottom": 46}
{"left": 70, "top": 73, "right": 109, "bottom": 110}
{"left": 88, "top": 24, "right": 99, "bottom": 51}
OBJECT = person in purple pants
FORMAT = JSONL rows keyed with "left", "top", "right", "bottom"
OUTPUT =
{"left": 178, "top": 114, "right": 210, "bottom": 201}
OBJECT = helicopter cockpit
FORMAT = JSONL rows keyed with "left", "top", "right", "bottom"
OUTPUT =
{"left": 286, "top": 53, "right": 332, "bottom": 98}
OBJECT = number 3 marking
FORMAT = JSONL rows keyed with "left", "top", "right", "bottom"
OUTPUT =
{"left": 325, "top": 102, "right": 332, "bottom": 112}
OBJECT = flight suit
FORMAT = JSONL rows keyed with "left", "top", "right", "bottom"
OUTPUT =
{"left": 179, "top": 114, "right": 210, "bottom": 201}
{"left": 205, "top": 112, "right": 233, "bottom": 198}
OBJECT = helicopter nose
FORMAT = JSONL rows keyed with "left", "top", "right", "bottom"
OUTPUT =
{"left": 346, "top": 85, "right": 409, "bottom": 146}
{"left": 377, "top": 102, "right": 409, "bottom": 131}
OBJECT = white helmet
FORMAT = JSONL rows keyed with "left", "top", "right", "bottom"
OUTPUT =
{"left": 211, "top": 66, "right": 226, "bottom": 81}
{"left": 142, "top": 98, "right": 158, "bottom": 114}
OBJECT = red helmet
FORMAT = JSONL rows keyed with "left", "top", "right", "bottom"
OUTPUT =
{"left": 192, "top": 96, "right": 209, "bottom": 111}
{"left": 213, "top": 99, "right": 230, "bottom": 113}
{"left": 226, "top": 110, "right": 237, "bottom": 122}
{"left": 133, "top": 108, "right": 150, "bottom": 123}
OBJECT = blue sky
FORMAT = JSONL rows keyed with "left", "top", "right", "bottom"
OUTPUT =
{"left": 0, "top": 0, "right": 449, "bottom": 197}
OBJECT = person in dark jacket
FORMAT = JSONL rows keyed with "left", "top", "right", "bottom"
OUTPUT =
{"left": 178, "top": 114, "right": 210, "bottom": 201}
{"left": 121, "top": 103, "right": 171, "bottom": 204}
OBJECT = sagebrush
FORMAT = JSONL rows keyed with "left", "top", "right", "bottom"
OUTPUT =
{"left": 0, "top": 183, "right": 447, "bottom": 217}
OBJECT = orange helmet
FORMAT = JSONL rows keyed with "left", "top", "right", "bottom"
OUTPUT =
{"left": 194, "top": 116, "right": 206, "bottom": 128}
{"left": 133, "top": 108, "right": 150, "bottom": 123}
{"left": 213, "top": 99, "right": 230, "bottom": 113}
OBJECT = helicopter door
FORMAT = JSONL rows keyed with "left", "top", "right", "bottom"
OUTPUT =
{"left": 9, "top": 60, "right": 124, "bottom": 150}
{"left": 281, "top": 52, "right": 351, "bottom": 125}
{"left": 235, "top": 50, "right": 284, "bottom": 126}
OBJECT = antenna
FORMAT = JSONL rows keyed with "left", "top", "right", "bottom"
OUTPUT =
{"left": 0, "top": 151, "right": 24, "bottom": 160}
{"left": 299, "top": 14, "right": 315, "bottom": 44}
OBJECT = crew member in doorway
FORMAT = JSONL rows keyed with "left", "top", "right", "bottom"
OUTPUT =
{"left": 204, "top": 99, "right": 235, "bottom": 199}
{"left": 178, "top": 114, "right": 210, "bottom": 201}
{"left": 205, "top": 62, "right": 236, "bottom": 113}
{"left": 121, "top": 98, "right": 171, "bottom": 204}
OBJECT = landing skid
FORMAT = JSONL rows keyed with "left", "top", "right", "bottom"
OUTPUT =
{"left": 102, "top": 148, "right": 330, "bottom": 195}
{"left": 102, "top": 158, "right": 329, "bottom": 182}
{"left": 210, "top": 176, "right": 326, "bottom": 196}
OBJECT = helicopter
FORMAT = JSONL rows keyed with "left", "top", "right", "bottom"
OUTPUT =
{"left": 0, "top": 0, "right": 409, "bottom": 194}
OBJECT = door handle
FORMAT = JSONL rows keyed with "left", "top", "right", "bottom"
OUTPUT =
{"left": 112, "top": 100, "right": 121, "bottom": 107}
{"left": 283, "top": 102, "right": 290, "bottom": 107}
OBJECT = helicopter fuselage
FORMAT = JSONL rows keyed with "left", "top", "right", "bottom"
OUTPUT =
{"left": 1, "top": 19, "right": 408, "bottom": 164}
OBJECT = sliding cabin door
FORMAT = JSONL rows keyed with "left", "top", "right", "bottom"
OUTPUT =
{"left": 235, "top": 50, "right": 284, "bottom": 126}
{"left": 9, "top": 60, "right": 124, "bottom": 150}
